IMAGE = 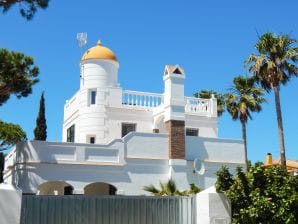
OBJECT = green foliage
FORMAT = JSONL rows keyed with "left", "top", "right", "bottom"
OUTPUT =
{"left": 225, "top": 76, "right": 266, "bottom": 124}
{"left": 187, "top": 183, "right": 201, "bottom": 195}
{"left": 0, "top": 120, "right": 26, "bottom": 151}
{"left": 225, "top": 76, "right": 266, "bottom": 169}
{"left": 216, "top": 164, "right": 298, "bottom": 224}
{"left": 143, "top": 179, "right": 200, "bottom": 196}
{"left": 215, "top": 165, "right": 234, "bottom": 192}
{"left": 0, "top": 0, "right": 49, "bottom": 20}
{"left": 193, "top": 89, "right": 226, "bottom": 117}
{"left": 34, "top": 92, "right": 47, "bottom": 140}
{"left": 0, "top": 48, "right": 39, "bottom": 106}
{"left": 246, "top": 32, "right": 298, "bottom": 167}
{"left": 246, "top": 32, "right": 298, "bottom": 90}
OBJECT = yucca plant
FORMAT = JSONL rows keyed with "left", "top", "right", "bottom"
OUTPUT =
{"left": 143, "top": 180, "right": 200, "bottom": 196}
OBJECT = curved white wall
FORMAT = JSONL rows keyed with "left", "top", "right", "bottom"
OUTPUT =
{"left": 80, "top": 59, "right": 119, "bottom": 89}
{"left": 72, "top": 59, "right": 120, "bottom": 144}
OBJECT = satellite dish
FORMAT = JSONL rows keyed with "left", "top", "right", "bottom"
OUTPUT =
{"left": 194, "top": 158, "right": 206, "bottom": 175}
{"left": 77, "top": 32, "right": 87, "bottom": 47}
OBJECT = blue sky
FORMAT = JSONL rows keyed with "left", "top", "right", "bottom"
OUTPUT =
{"left": 0, "top": 0, "right": 297, "bottom": 162}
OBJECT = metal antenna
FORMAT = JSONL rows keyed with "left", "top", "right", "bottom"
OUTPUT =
{"left": 77, "top": 32, "right": 87, "bottom": 47}
{"left": 77, "top": 32, "right": 87, "bottom": 85}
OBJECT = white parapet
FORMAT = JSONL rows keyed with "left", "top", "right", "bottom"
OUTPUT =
{"left": 196, "top": 186, "right": 231, "bottom": 224}
{"left": 0, "top": 183, "right": 22, "bottom": 224}
{"left": 185, "top": 97, "right": 211, "bottom": 115}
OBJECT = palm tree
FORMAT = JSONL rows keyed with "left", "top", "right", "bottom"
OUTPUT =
{"left": 143, "top": 179, "right": 181, "bottom": 196}
{"left": 225, "top": 76, "right": 266, "bottom": 170}
{"left": 194, "top": 90, "right": 226, "bottom": 117}
{"left": 246, "top": 33, "right": 298, "bottom": 167}
{"left": 143, "top": 179, "right": 200, "bottom": 196}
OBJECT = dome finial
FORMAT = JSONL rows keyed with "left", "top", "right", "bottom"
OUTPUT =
{"left": 81, "top": 40, "right": 118, "bottom": 62}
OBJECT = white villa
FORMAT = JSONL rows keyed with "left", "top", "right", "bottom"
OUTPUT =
{"left": 3, "top": 41, "right": 245, "bottom": 195}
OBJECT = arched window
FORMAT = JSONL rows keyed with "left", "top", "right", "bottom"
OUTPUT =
{"left": 37, "top": 181, "right": 74, "bottom": 195}
{"left": 84, "top": 182, "right": 117, "bottom": 195}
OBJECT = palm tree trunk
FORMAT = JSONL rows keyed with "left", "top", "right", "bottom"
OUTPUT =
{"left": 241, "top": 120, "right": 248, "bottom": 171}
{"left": 273, "top": 86, "right": 286, "bottom": 168}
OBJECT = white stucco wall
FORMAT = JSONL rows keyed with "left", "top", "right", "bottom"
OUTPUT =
{"left": 196, "top": 186, "right": 231, "bottom": 224}
{"left": 185, "top": 115, "right": 218, "bottom": 138}
{"left": 0, "top": 184, "right": 22, "bottom": 224}
{"left": 185, "top": 136, "right": 244, "bottom": 163}
{"left": 80, "top": 59, "right": 119, "bottom": 89}
{"left": 106, "top": 108, "right": 154, "bottom": 143}
{"left": 63, "top": 58, "right": 219, "bottom": 145}
{"left": 4, "top": 134, "right": 244, "bottom": 195}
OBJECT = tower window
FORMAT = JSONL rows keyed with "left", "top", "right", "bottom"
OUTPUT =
{"left": 90, "top": 90, "right": 96, "bottom": 105}
{"left": 186, "top": 128, "right": 199, "bottom": 136}
{"left": 121, "top": 123, "right": 136, "bottom": 137}
{"left": 90, "top": 136, "right": 95, "bottom": 144}
{"left": 67, "top": 125, "right": 75, "bottom": 142}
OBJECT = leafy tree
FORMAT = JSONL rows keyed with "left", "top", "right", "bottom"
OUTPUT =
{"left": 225, "top": 76, "right": 266, "bottom": 170}
{"left": 215, "top": 165, "right": 234, "bottom": 191}
{"left": 143, "top": 179, "right": 200, "bottom": 196}
{"left": 0, "top": 49, "right": 38, "bottom": 150}
{"left": 0, "top": 121, "right": 26, "bottom": 151}
{"left": 193, "top": 89, "right": 226, "bottom": 117}
{"left": 0, "top": 49, "right": 39, "bottom": 106}
{"left": 246, "top": 33, "right": 298, "bottom": 167}
{"left": 0, "top": 0, "right": 49, "bottom": 20}
{"left": 34, "top": 92, "right": 47, "bottom": 140}
{"left": 0, "top": 0, "right": 43, "bottom": 175}
{"left": 216, "top": 163, "right": 298, "bottom": 224}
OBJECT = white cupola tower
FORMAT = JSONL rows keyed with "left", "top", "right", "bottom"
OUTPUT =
{"left": 63, "top": 40, "right": 121, "bottom": 144}
{"left": 80, "top": 40, "right": 119, "bottom": 89}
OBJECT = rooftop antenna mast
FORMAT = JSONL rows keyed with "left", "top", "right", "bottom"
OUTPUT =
{"left": 77, "top": 32, "right": 87, "bottom": 48}
{"left": 77, "top": 32, "right": 88, "bottom": 82}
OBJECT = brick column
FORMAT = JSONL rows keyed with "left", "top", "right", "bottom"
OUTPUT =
{"left": 165, "top": 120, "right": 185, "bottom": 159}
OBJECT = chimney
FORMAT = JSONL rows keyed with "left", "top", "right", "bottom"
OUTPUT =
{"left": 163, "top": 65, "right": 185, "bottom": 159}
{"left": 265, "top": 153, "right": 273, "bottom": 166}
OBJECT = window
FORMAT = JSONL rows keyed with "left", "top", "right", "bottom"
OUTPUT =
{"left": 186, "top": 128, "right": 199, "bottom": 136}
{"left": 90, "top": 136, "right": 95, "bottom": 144}
{"left": 67, "top": 125, "right": 75, "bottom": 142}
{"left": 90, "top": 90, "right": 96, "bottom": 105}
{"left": 121, "top": 123, "right": 136, "bottom": 137}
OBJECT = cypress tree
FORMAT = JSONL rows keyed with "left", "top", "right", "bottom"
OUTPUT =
{"left": 34, "top": 92, "right": 47, "bottom": 140}
{"left": 0, "top": 152, "right": 4, "bottom": 183}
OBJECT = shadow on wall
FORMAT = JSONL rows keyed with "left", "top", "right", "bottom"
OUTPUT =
{"left": 13, "top": 141, "right": 58, "bottom": 192}
{"left": 185, "top": 136, "right": 244, "bottom": 189}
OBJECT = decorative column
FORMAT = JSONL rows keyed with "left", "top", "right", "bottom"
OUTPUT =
{"left": 210, "top": 94, "right": 217, "bottom": 118}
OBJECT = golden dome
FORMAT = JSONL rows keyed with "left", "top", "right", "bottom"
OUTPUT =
{"left": 81, "top": 41, "right": 117, "bottom": 62}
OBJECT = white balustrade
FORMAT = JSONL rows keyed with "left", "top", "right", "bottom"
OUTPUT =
{"left": 185, "top": 97, "right": 211, "bottom": 114}
{"left": 122, "top": 90, "right": 163, "bottom": 109}
{"left": 122, "top": 91, "right": 213, "bottom": 116}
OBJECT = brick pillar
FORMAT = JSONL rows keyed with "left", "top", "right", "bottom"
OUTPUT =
{"left": 165, "top": 120, "right": 185, "bottom": 159}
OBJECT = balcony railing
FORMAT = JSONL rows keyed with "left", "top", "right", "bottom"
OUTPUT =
{"left": 122, "top": 90, "right": 163, "bottom": 109}
{"left": 122, "top": 90, "right": 214, "bottom": 116}
{"left": 185, "top": 97, "right": 211, "bottom": 115}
